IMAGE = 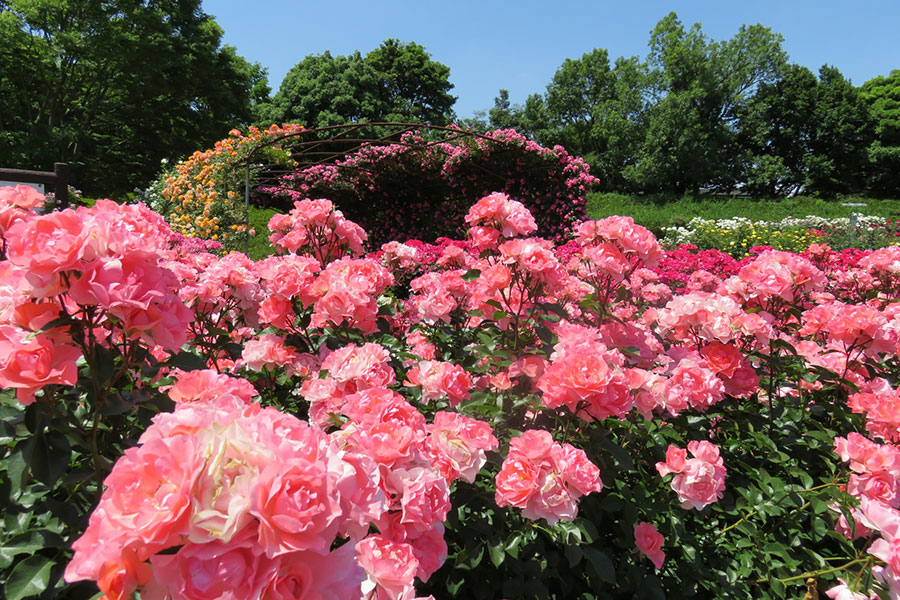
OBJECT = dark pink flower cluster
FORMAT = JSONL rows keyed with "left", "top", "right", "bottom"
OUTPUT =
{"left": 264, "top": 128, "right": 598, "bottom": 245}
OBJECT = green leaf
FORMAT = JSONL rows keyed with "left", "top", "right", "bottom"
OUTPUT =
{"left": 29, "top": 432, "right": 70, "bottom": 487}
{"left": 167, "top": 351, "right": 207, "bottom": 371}
{"left": 5, "top": 554, "right": 53, "bottom": 600}
{"left": 461, "top": 269, "right": 481, "bottom": 282}
{"left": 489, "top": 543, "right": 505, "bottom": 567}
{"left": 6, "top": 443, "right": 30, "bottom": 497}
{"left": 0, "top": 532, "right": 48, "bottom": 569}
{"left": 583, "top": 547, "right": 615, "bottom": 584}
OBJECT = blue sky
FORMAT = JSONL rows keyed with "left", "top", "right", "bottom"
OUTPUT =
{"left": 203, "top": 0, "right": 900, "bottom": 119}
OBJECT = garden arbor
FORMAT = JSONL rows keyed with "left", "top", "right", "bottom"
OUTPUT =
{"left": 240, "top": 122, "right": 597, "bottom": 250}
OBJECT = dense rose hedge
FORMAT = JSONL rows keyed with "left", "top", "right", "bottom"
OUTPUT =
{"left": 0, "top": 183, "right": 899, "bottom": 599}
{"left": 261, "top": 129, "right": 598, "bottom": 246}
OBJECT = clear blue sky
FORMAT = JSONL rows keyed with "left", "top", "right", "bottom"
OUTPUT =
{"left": 203, "top": 0, "right": 900, "bottom": 119}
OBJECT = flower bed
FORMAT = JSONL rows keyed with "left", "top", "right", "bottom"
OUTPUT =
{"left": 662, "top": 215, "right": 900, "bottom": 257}
{"left": 1, "top": 185, "right": 900, "bottom": 599}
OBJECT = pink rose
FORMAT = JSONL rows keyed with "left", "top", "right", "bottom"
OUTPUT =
{"left": 252, "top": 460, "right": 341, "bottom": 557}
{"left": 356, "top": 535, "right": 419, "bottom": 600}
{"left": 634, "top": 522, "right": 665, "bottom": 569}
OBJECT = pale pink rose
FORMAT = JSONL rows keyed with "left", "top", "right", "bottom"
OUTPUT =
{"left": 341, "top": 388, "right": 427, "bottom": 467}
{"left": 496, "top": 430, "right": 603, "bottom": 524}
{"left": 257, "top": 295, "right": 295, "bottom": 329}
{"left": 671, "top": 459, "right": 726, "bottom": 510}
{"left": 699, "top": 342, "right": 744, "bottom": 378}
{"left": 101, "top": 434, "right": 203, "bottom": 551}
{"left": 469, "top": 226, "right": 501, "bottom": 250}
{"left": 655, "top": 446, "right": 687, "bottom": 477}
{"left": 390, "top": 467, "right": 451, "bottom": 533}
{"left": 425, "top": 411, "right": 498, "bottom": 483}
{"left": 537, "top": 341, "right": 632, "bottom": 421}
{"left": 331, "top": 448, "right": 388, "bottom": 539}
{"left": 634, "top": 522, "right": 665, "bottom": 569}
{"left": 252, "top": 459, "right": 342, "bottom": 557}
{"left": 6, "top": 209, "right": 93, "bottom": 275}
{"left": 657, "top": 442, "right": 726, "bottom": 510}
{"left": 495, "top": 456, "right": 541, "bottom": 508}
{"left": 408, "top": 523, "right": 448, "bottom": 581}
{"left": 166, "top": 369, "right": 257, "bottom": 405}
{"left": 260, "top": 544, "right": 364, "bottom": 600}
{"left": 65, "top": 505, "right": 141, "bottom": 585}
{"left": 554, "top": 443, "right": 603, "bottom": 496}
{"left": 96, "top": 545, "right": 152, "bottom": 600}
{"left": 663, "top": 358, "right": 726, "bottom": 413}
{"left": 188, "top": 422, "right": 269, "bottom": 544}
{"left": 356, "top": 535, "right": 419, "bottom": 600}
{"left": 523, "top": 469, "right": 578, "bottom": 524}
{"left": 415, "top": 289, "right": 457, "bottom": 324}
{"left": 145, "top": 534, "right": 266, "bottom": 600}
{"left": 405, "top": 360, "right": 472, "bottom": 406}
{"left": 0, "top": 184, "right": 45, "bottom": 209}
{"left": 241, "top": 334, "right": 299, "bottom": 373}
{"left": 321, "top": 342, "right": 396, "bottom": 392}
{"left": 0, "top": 324, "right": 81, "bottom": 405}
{"left": 848, "top": 471, "right": 900, "bottom": 507}
{"left": 825, "top": 579, "right": 876, "bottom": 600}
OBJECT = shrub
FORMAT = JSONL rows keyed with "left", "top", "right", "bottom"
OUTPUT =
{"left": 143, "top": 124, "right": 304, "bottom": 251}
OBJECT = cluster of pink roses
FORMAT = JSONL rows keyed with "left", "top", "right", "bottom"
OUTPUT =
{"left": 0, "top": 192, "right": 192, "bottom": 403}
{"left": 495, "top": 429, "right": 603, "bottom": 524}
{"left": 5, "top": 182, "right": 900, "bottom": 597}
{"left": 656, "top": 442, "right": 727, "bottom": 510}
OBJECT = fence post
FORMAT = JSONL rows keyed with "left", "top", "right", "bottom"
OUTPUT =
{"left": 54, "top": 163, "right": 69, "bottom": 208}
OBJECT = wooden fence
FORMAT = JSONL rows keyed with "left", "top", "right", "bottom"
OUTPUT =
{"left": 0, "top": 163, "right": 69, "bottom": 207}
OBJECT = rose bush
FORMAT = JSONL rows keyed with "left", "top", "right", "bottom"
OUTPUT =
{"left": 0, "top": 183, "right": 899, "bottom": 599}
{"left": 261, "top": 128, "right": 598, "bottom": 246}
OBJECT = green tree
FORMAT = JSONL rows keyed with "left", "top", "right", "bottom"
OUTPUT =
{"left": 629, "top": 13, "right": 787, "bottom": 193}
{"left": 541, "top": 51, "right": 649, "bottom": 190}
{"left": 264, "top": 39, "right": 456, "bottom": 128}
{"left": 861, "top": 70, "right": 900, "bottom": 197}
{"left": 0, "top": 0, "right": 266, "bottom": 196}
{"left": 260, "top": 50, "right": 375, "bottom": 128}
{"left": 365, "top": 38, "right": 456, "bottom": 125}
{"left": 805, "top": 65, "right": 874, "bottom": 197}
{"left": 737, "top": 64, "right": 819, "bottom": 196}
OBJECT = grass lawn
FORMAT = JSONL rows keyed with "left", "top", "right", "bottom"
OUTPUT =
{"left": 247, "top": 205, "right": 281, "bottom": 260}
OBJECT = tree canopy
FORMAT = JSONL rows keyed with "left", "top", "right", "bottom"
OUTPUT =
{"left": 0, "top": 0, "right": 267, "bottom": 196}
{"left": 261, "top": 39, "right": 456, "bottom": 128}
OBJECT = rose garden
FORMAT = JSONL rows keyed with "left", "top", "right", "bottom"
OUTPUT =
{"left": 1, "top": 126, "right": 899, "bottom": 600}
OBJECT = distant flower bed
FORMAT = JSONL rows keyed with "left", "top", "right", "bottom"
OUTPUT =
{"left": 662, "top": 215, "right": 900, "bottom": 256}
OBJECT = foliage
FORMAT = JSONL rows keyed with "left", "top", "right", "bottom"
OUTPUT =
{"left": 260, "top": 39, "right": 456, "bottom": 128}
{"left": 0, "top": 0, "right": 267, "bottom": 196}
{"left": 737, "top": 65, "right": 820, "bottom": 197}
{"left": 262, "top": 128, "right": 598, "bottom": 246}
{"left": 806, "top": 66, "right": 875, "bottom": 198}
{"left": 478, "top": 12, "right": 898, "bottom": 198}
{"left": 861, "top": 70, "right": 900, "bottom": 197}
{"left": 144, "top": 124, "right": 304, "bottom": 251}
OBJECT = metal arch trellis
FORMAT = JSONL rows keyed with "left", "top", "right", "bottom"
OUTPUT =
{"left": 238, "top": 122, "right": 544, "bottom": 253}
